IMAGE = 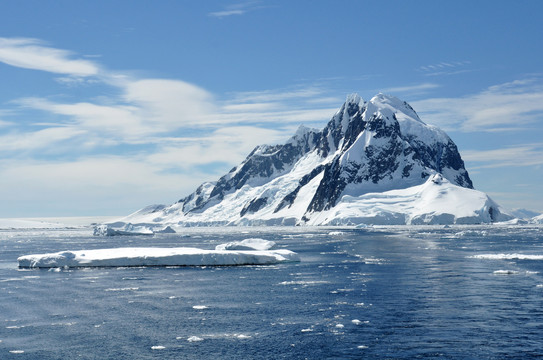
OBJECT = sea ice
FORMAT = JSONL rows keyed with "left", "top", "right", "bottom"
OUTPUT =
{"left": 469, "top": 254, "right": 543, "bottom": 260}
{"left": 214, "top": 238, "right": 276, "bottom": 251}
{"left": 493, "top": 270, "right": 520, "bottom": 275}
{"left": 93, "top": 223, "right": 176, "bottom": 236}
{"left": 18, "top": 245, "right": 300, "bottom": 268}
{"left": 187, "top": 336, "right": 204, "bottom": 342}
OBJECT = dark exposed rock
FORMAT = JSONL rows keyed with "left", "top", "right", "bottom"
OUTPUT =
{"left": 177, "top": 93, "right": 475, "bottom": 221}
{"left": 240, "top": 197, "right": 268, "bottom": 217}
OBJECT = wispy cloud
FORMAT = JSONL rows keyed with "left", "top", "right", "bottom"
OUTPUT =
{"left": 209, "top": 9, "right": 245, "bottom": 18}
{"left": 0, "top": 37, "right": 100, "bottom": 76}
{"left": 417, "top": 61, "right": 472, "bottom": 76}
{"left": 380, "top": 83, "right": 440, "bottom": 95}
{"left": 0, "top": 126, "right": 87, "bottom": 153}
{"left": 462, "top": 143, "right": 543, "bottom": 169}
{"left": 0, "top": 156, "right": 210, "bottom": 216}
{"left": 0, "top": 37, "right": 344, "bottom": 212}
{"left": 412, "top": 76, "right": 543, "bottom": 132}
{"left": 208, "top": 1, "right": 263, "bottom": 18}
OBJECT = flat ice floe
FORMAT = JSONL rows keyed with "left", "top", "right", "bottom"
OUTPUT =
{"left": 214, "top": 238, "right": 276, "bottom": 251}
{"left": 469, "top": 254, "right": 543, "bottom": 260}
{"left": 493, "top": 270, "right": 520, "bottom": 275}
{"left": 17, "top": 246, "right": 300, "bottom": 268}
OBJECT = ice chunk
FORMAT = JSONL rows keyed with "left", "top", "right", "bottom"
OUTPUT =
{"left": 155, "top": 226, "right": 176, "bottom": 234}
{"left": 215, "top": 238, "right": 276, "bottom": 251}
{"left": 493, "top": 270, "right": 520, "bottom": 275}
{"left": 187, "top": 336, "right": 204, "bottom": 342}
{"left": 469, "top": 254, "right": 543, "bottom": 260}
{"left": 93, "top": 223, "right": 153, "bottom": 236}
{"left": 93, "top": 223, "right": 175, "bottom": 236}
{"left": 18, "top": 246, "right": 300, "bottom": 268}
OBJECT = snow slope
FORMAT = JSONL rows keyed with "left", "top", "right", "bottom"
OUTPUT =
{"left": 308, "top": 174, "right": 505, "bottom": 225}
{"left": 101, "top": 93, "right": 511, "bottom": 229}
{"left": 532, "top": 214, "right": 543, "bottom": 224}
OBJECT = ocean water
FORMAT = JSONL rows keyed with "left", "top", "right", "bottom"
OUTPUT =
{"left": 1, "top": 225, "right": 542, "bottom": 359}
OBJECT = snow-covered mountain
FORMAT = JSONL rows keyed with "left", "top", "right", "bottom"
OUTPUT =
{"left": 509, "top": 208, "right": 542, "bottom": 220}
{"left": 113, "top": 93, "right": 511, "bottom": 229}
{"left": 532, "top": 214, "right": 543, "bottom": 224}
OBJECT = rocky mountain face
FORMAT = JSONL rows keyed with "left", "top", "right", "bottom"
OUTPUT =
{"left": 117, "top": 93, "right": 510, "bottom": 227}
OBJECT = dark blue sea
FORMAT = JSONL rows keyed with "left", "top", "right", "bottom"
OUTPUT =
{"left": 1, "top": 225, "right": 542, "bottom": 359}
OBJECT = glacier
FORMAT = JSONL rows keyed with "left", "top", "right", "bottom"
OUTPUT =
{"left": 98, "top": 93, "right": 512, "bottom": 232}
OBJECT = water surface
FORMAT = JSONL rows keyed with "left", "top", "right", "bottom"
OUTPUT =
{"left": 1, "top": 225, "right": 542, "bottom": 359}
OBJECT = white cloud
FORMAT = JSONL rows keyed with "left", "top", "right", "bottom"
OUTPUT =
{"left": 122, "top": 79, "right": 216, "bottom": 129}
{"left": 229, "top": 87, "right": 324, "bottom": 103}
{"left": 0, "top": 37, "right": 350, "bottom": 215}
{"left": 462, "top": 143, "right": 543, "bottom": 169}
{"left": 0, "top": 37, "right": 99, "bottom": 76}
{"left": 380, "top": 83, "right": 440, "bottom": 94}
{"left": 146, "top": 126, "right": 287, "bottom": 170}
{"left": 0, "top": 126, "right": 87, "bottom": 152}
{"left": 18, "top": 98, "right": 148, "bottom": 141}
{"left": 0, "top": 119, "right": 13, "bottom": 127}
{"left": 0, "top": 156, "right": 210, "bottom": 216}
{"left": 208, "top": 1, "right": 263, "bottom": 18}
{"left": 209, "top": 9, "right": 246, "bottom": 18}
{"left": 412, "top": 77, "right": 543, "bottom": 132}
{"left": 417, "top": 61, "right": 471, "bottom": 76}
{"left": 15, "top": 77, "right": 218, "bottom": 144}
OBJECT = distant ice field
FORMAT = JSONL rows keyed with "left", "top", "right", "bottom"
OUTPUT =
{"left": 1, "top": 224, "right": 542, "bottom": 359}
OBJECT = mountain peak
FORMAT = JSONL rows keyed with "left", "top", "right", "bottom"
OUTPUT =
{"left": 346, "top": 93, "right": 364, "bottom": 105}
{"left": 110, "top": 93, "right": 510, "bottom": 228}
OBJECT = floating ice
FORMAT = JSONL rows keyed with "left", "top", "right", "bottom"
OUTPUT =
{"left": 493, "top": 270, "right": 520, "bottom": 275}
{"left": 192, "top": 305, "right": 208, "bottom": 310}
{"left": 93, "top": 223, "right": 176, "bottom": 236}
{"left": 469, "top": 254, "right": 543, "bottom": 260}
{"left": 278, "top": 280, "right": 329, "bottom": 286}
{"left": 151, "top": 346, "right": 165, "bottom": 350}
{"left": 215, "top": 238, "right": 276, "bottom": 251}
{"left": 187, "top": 336, "right": 204, "bottom": 342}
{"left": 18, "top": 246, "right": 300, "bottom": 268}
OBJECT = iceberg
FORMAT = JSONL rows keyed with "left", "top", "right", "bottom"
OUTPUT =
{"left": 214, "top": 238, "right": 276, "bottom": 251}
{"left": 17, "top": 246, "right": 300, "bottom": 268}
{"left": 93, "top": 223, "right": 175, "bottom": 236}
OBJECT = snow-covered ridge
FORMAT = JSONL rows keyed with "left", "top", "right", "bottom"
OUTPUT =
{"left": 101, "top": 93, "right": 512, "bottom": 229}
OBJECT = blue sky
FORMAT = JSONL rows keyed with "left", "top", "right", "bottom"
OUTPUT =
{"left": 1, "top": 0, "right": 542, "bottom": 217}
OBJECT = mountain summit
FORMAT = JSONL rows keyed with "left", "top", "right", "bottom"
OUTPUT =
{"left": 114, "top": 93, "right": 511, "bottom": 228}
